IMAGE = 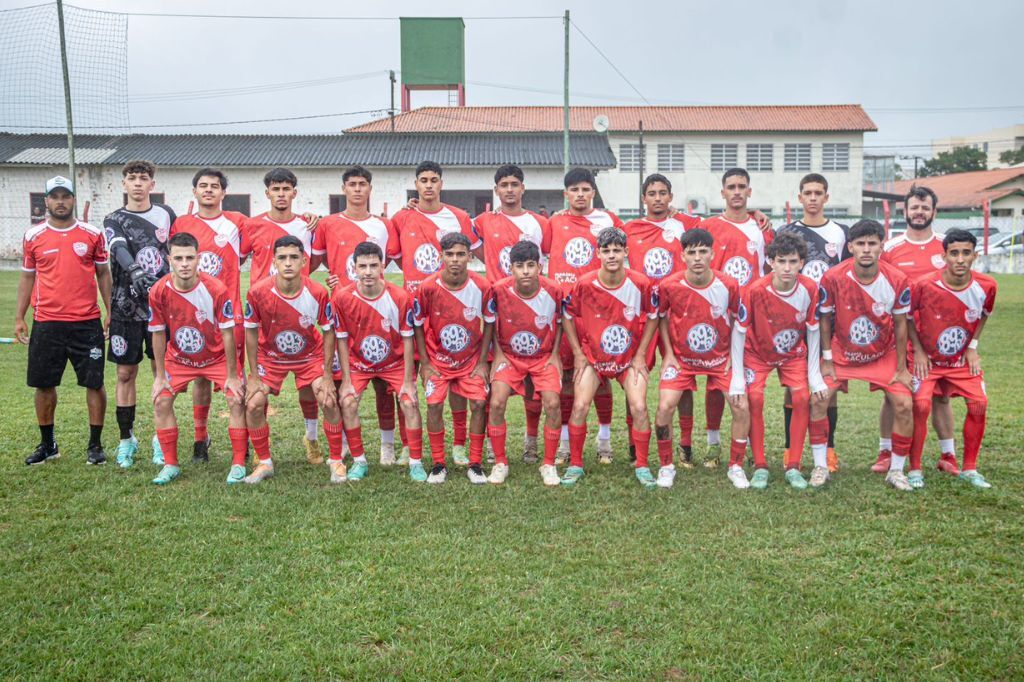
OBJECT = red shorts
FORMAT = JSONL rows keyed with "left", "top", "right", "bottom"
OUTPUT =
{"left": 165, "top": 359, "right": 230, "bottom": 395}
{"left": 659, "top": 361, "right": 730, "bottom": 393}
{"left": 257, "top": 356, "right": 324, "bottom": 395}
{"left": 906, "top": 348, "right": 951, "bottom": 398}
{"left": 424, "top": 365, "right": 488, "bottom": 405}
{"left": 493, "top": 355, "right": 562, "bottom": 396}
{"left": 745, "top": 355, "right": 807, "bottom": 395}
{"left": 825, "top": 353, "right": 911, "bottom": 395}
{"left": 558, "top": 335, "right": 574, "bottom": 369}
{"left": 914, "top": 364, "right": 987, "bottom": 404}
{"left": 351, "top": 365, "right": 416, "bottom": 401}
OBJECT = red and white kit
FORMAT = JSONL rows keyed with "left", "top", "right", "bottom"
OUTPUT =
{"left": 882, "top": 232, "right": 945, "bottom": 281}
{"left": 547, "top": 209, "right": 623, "bottom": 286}
{"left": 473, "top": 210, "right": 551, "bottom": 283}
{"left": 624, "top": 214, "right": 697, "bottom": 284}
{"left": 311, "top": 213, "right": 400, "bottom": 283}
{"left": 487, "top": 275, "right": 564, "bottom": 395}
{"left": 170, "top": 212, "right": 246, "bottom": 325}
{"left": 242, "top": 213, "right": 312, "bottom": 283}
{"left": 332, "top": 280, "right": 415, "bottom": 395}
{"left": 392, "top": 205, "right": 479, "bottom": 293}
{"left": 702, "top": 215, "right": 772, "bottom": 288}
{"left": 22, "top": 220, "right": 108, "bottom": 321}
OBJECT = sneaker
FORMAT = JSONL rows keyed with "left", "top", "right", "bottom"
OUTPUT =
{"left": 488, "top": 462, "right": 509, "bottom": 484}
{"left": 656, "top": 465, "right": 676, "bottom": 488}
{"left": 677, "top": 444, "right": 693, "bottom": 470}
{"left": 408, "top": 459, "right": 427, "bottom": 482}
{"left": 726, "top": 465, "right": 750, "bottom": 489}
{"left": 243, "top": 461, "right": 275, "bottom": 484}
{"left": 304, "top": 438, "right": 324, "bottom": 465}
{"left": 539, "top": 464, "right": 561, "bottom": 486}
{"left": 467, "top": 463, "right": 487, "bottom": 484}
{"left": 871, "top": 451, "right": 891, "bottom": 474}
{"left": 427, "top": 463, "right": 448, "bottom": 484}
{"left": 86, "top": 445, "right": 106, "bottom": 465}
{"left": 151, "top": 464, "right": 181, "bottom": 485}
{"left": 750, "top": 468, "right": 770, "bottom": 490}
{"left": 452, "top": 444, "right": 469, "bottom": 466}
{"left": 634, "top": 467, "right": 657, "bottom": 490}
{"left": 329, "top": 459, "right": 348, "bottom": 483}
{"left": 522, "top": 436, "right": 538, "bottom": 464}
{"left": 397, "top": 446, "right": 411, "bottom": 466}
{"left": 885, "top": 469, "right": 913, "bottom": 492}
{"left": 379, "top": 441, "right": 396, "bottom": 467}
{"left": 785, "top": 468, "right": 808, "bottom": 490}
{"left": 116, "top": 436, "right": 138, "bottom": 468}
{"left": 703, "top": 443, "right": 721, "bottom": 468}
{"left": 348, "top": 460, "right": 369, "bottom": 481}
{"left": 597, "top": 438, "right": 613, "bottom": 465}
{"left": 485, "top": 440, "right": 495, "bottom": 465}
{"left": 25, "top": 441, "right": 59, "bottom": 466}
{"left": 560, "top": 465, "right": 585, "bottom": 487}
{"left": 907, "top": 469, "right": 925, "bottom": 489}
{"left": 555, "top": 440, "right": 569, "bottom": 465}
{"left": 192, "top": 437, "right": 210, "bottom": 464}
{"left": 827, "top": 447, "right": 840, "bottom": 473}
{"left": 151, "top": 434, "right": 164, "bottom": 465}
{"left": 225, "top": 464, "right": 246, "bottom": 484}
{"left": 809, "top": 466, "right": 830, "bottom": 488}
{"left": 937, "top": 455, "right": 961, "bottom": 476}
{"left": 959, "top": 470, "right": 992, "bottom": 489}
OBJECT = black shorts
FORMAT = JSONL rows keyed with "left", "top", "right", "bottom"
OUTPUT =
{"left": 27, "top": 319, "right": 106, "bottom": 389}
{"left": 108, "top": 319, "right": 153, "bottom": 365}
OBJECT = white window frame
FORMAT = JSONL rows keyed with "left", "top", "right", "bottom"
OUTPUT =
{"left": 710, "top": 143, "right": 738, "bottom": 172}
{"left": 619, "top": 143, "right": 643, "bottom": 173}
{"left": 822, "top": 143, "right": 850, "bottom": 172}
{"left": 657, "top": 143, "right": 685, "bottom": 172}
{"left": 746, "top": 143, "right": 773, "bottom": 172}
{"left": 784, "top": 143, "right": 812, "bottom": 172}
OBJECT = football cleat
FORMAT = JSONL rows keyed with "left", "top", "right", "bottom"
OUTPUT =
{"left": 634, "top": 467, "right": 657, "bottom": 490}
{"left": 907, "top": 469, "right": 925, "bottom": 489}
{"left": 522, "top": 436, "right": 538, "bottom": 464}
{"left": 785, "top": 468, "right": 808, "bottom": 490}
{"left": 703, "top": 443, "right": 721, "bottom": 468}
{"left": 959, "top": 470, "right": 992, "bottom": 489}
{"left": 726, "top": 465, "right": 750, "bottom": 489}
{"left": 151, "top": 434, "right": 164, "bottom": 465}
{"left": 427, "top": 463, "right": 448, "bottom": 484}
{"left": 809, "top": 466, "right": 830, "bottom": 488}
{"left": 885, "top": 469, "right": 914, "bottom": 492}
{"left": 225, "top": 464, "right": 246, "bottom": 485}
{"left": 304, "top": 438, "right": 324, "bottom": 465}
{"left": 937, "top": 455, "right": 961, "bottom": 476}
{"left": 451, "top": 444, "right": 469, "bottom": 466}
{"left": 329, "top": 459, "right": 348, "bottom": 483}
{"left": 597, "top": 438, "right": 613, "bottom": 465}
{"left": 348, "top": 461, "right": 369, "bottom": 481}
{"left": 396, "top": 446, "right": 411, "bottom": 466}
{"left": 485, "top": 439, "right": 495, "bottom": 465}
{"left": 25, "top": 441, "right": 59, "bottom": 466}
{"left": 750, "top": 468, "right": 770, "bottom": 490}
{"left": 467, "top": 463, "right": 487, "bottom": 484}
{"left": 560, "top": 465, "right": 585, "bottom": 487}
{"left": 243, "top": 461, "right": 275, "bottom": 485}
{"left": 827, "top": 447, "right": 840, "bottom": 473}
{"left": 86, "top": 445, "right": 106, "bottom": 466}
{"left": 539, "top": 464, "right": 561, "bottom": 486}
{"left": 656, "top": 465, "right": 676, "bottom": 488}
{"left": 488, "top": 463, "right": 509, "bottom": 485}
{"left": 408, "top": 459, "right": 427, "bottom": 482}
{"left": 151, "top": 464, "right": 180, "bottom": 485}
{"left": 677, "top": 444, "right": 693, "bottom": 470}
{"left": 116, "top": 436, "right": 138, "bottom": 469}
{"left": 871, "top": 450, "right": 891, "bottom": 474}
{"left": 192, "top": 437, "right": 210, "bottom": 464}
{"left": 379, "top": 441, "right": 396, "bottom": 467}
{"left": 555, "top": 440, "right": 570, "bottom": 465}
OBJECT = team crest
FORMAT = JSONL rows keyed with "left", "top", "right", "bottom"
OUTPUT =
{"left": 937, "top": 326, "right": 968, "bottom": 356}
{"left": 222, "top": 300, "right": 233, "bottom": 319}
{"left": 499, "top": 246, "right": 512, "bottom": 275}
{"left": 275, "top": 330, "right": 306, "bottom": 355}
{"left": 744, "top": 367, "right": 756, "bottom": 385}
{"left": 345, "top": 255, "right": 358, "bottom": 281}
{"left": 89, "top": 346, "right": 102, "bottom": 360}
{"left": 643, "top": 247, "right": 673, "bottom": 279}
{"left": 898, "top": 287, "right": 911, "bottom": 307}
{"left": 510, "top": 331, "right": 541, "bottom": 356}
{"left": 214, "top": 232, "right": 229, "bottom": 248}
{"left": 687, "top": 323, "right": 718, "bottom": 353}
{"left": 463, "top": 307, "right": 478, "bottom": 322}
{"left": 803, "top": 260, "right": 828, "bottom": 282}
{"left": 825, "top": 242, "right": 839, "bottom": 258}
{"left": 965, "top": 308, "right": 982, "bottom": 323}
{"left": 257, "top": 364, "right": 267, "bottom": 377}
{"left": 299, "top": 314, "right": 314, "bottom": 329}
{"left": 661, "top": 365, "right": 679, "bottom": 381}
{"left": 723, "top": 256, "right": 752, "bottom": 286}
{"left": 360, "top": 335, "right": 391, "bottom": 365}
{"left": 773, "top": 329, "right": 800, "bottom": 355}
{"left": 795, "top": 311, "right": 806, "bottom": 323}
{"left": 746, "top": 240, "right": 758, "bottom": 255}
{"left": 111, "top": 335, "right": 127, "bottom": 357}
{"left": 600, "top": 324, "right": 631, "bottom": 356}
{"left": 563, "top": 237, "right": 594, "bottom": 268}
{"left": 737, "top": 302, "right": 749, "bottom": 324}
{"left": 194, "top": 309, "right": 207, "bottom": 324}
{"left": 871, "top": 301, "right": 887, "bottom": 317}
{"left": 439, "top": 324, "right": 471, "bottom": 354}
{"left": 381, "top": 317, "right": 391, "bottom": 331}
{"left": 710, "top": 304, "right": 725, "bottom": 319}
{"left": 424, "top": 379, "right": 436, "bottom": 398}
{"left": 535, "top": 314, "right": 551, "bottom": 329}
{"left": 175, "top": 326, "right": 205, "bottom": 354}
{"left": 849, "top": 315, "right": 879, "bottom": 346}
{"left": 136, "top": 246, "right": 164, "bottom": 276}
{"left": 104, "top": 227, "right": 116, "bottom": 243}
{"left": 73, "top": 241, "right": 88, "bottom": 257}
{"left": 155, "top": 226, "right": 169, "bottom": 243}
{"left": 197, "top": 251, "right": 223, "bottom": 277}
{"left": 413, "top": 243, "right": 441, "bottom": 274}
{"left": 623, "top": 306, "right": 636, "bottom": 322}
{"left": 931, "top": 254, "right": 945, "bottom": 269}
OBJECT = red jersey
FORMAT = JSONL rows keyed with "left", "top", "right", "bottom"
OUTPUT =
{"left": 659, "top": 271, "right": 741, "bottom": 370}
{"left": 565, "top": 269, "right": 656, "bottom": 375}
{"left": 736, "top": 273, "right": 820, "bottom": 366}
{"left": 169, "top": 212, "right": 246, "bottom": 316}
{"left": 413, "top": 271, "right": 493, "bottom": 372}
{"left": 332, "top": 280, "right": 414, "bottom": 373}
{"left": 910, "top": 271, "right": 996, "bottom": 368}
{"left": 547, "top": 209, "right": 623, "bottom": 286}
{"left": 148, "top": 273, "right": 234, "bottom": 369}
{"left": 473, "top": 210, "right": 551, "bottom": 282}
{"left": 392, "top": 204, "right": 480, "bottom": 293}
{"left": 819, "top": 259, "right": 911, "bottom": 365}
{"left": 21, "top": 220, "right": 108, "bottom": 322}
{"left": 486, "top": 276, "right": 563, "bottom": 360}
{"left": 624, "top": 214, "right": 697, "bottom": 285}
{"left": 242, "top": 212, "right": 312, "bottom": 284}
{"left": 882, "top": 232, "right": 945, "bottom": 281}
{"left": 311, "top": 213, "right": 400, "bottom": 283}
{"left": 243, "top": 276, "right": 331, "bottom": 366}
{"left": 701, "top": 215, "right": 772, "bottom": 288}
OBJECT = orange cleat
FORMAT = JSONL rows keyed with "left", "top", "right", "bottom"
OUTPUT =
{"left": 871, "top": 450, "right": 891, "bottom": 473}
{"left": 827, "top": 447, "right": 840, "bottom": 473}
{"left": 936, "top": 455, "right": 961, "bottom": 476}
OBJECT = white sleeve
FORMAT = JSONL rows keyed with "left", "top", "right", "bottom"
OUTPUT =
{"left": 806, "top": 325, "right": 827, "bottom": 394}
{"left": 729, "top": 324, "right": 747, "bottom": 396}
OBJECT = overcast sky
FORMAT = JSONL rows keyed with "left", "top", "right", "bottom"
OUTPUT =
{"left": 3, "top": 0, "right": 1022, "bottom": 162}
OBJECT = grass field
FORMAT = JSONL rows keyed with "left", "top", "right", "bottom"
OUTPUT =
{"left": 1, "top": 270, "right": 1022, "bottom": 679}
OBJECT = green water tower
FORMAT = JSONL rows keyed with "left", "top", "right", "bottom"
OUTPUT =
{"left": 399, "top": 17, "right": 466, "bottom": 111}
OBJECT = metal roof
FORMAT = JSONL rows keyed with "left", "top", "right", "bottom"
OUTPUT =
{"left": 0, "top": 132, "right": 616, "bottom": 168}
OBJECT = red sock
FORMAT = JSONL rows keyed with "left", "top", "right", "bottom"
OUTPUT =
{"left": 891, "top": 432, "right": 912, "bottom": 459}
{"left": 657, "top": 438, "right": 673, "bottom": 467}
{"left": 678, "top": 415, "right": 693, "bottom": 447}
{"left": 560, "top": 392, "right": 574, "bottom": 427}
{"left": 810, "top": 418, "right": 829, "bottom": 448}
{"left": 748, "top": 390, "right": 767, "bottom": 469}
{"left": 157, "top": 427, "right": 179, "bottom": 466}
{"left": 396, "top": 398, "right": 408, "bottom": 446}
{"left": 625, "top": 410, "right": 634, "bottom": 446}
{"left": 376, "top": 386, "right": 395, "bottom": 432}
{"left": 910, "top": 400, "right": 931, "bottom": 471}
{"left": 299, "top": 399, "right": 318, "bottom": 421}
{"left": 568, "top": 422, "right": 587, "bottom": 468}
{"left": 787, "top": 388, "right": 809, "bottom": 469}
{"left": 524, "top": 399, "right": 541, "bottom": 438}
{"left": 193, "top": 404, "right": 210, "bottom": 442}
{"left": 344, "top": 427, "right": 365, "bottom": 458}
{"left": 406, "top": 427, "right": 423, "bottom": 461}
{"left": 228, "top": 427, "right": 248, "bottom": 466}
{"left": 631, "top": 428, "right": 651, "bottom": 468}
{"left": 428, "top": 429, "right": 446, "bottom": 465}
{"left": 248, "top": 424, "right": 271, "bottom": 461}
{"left": 705, "top": 391, "right": 724, "bottom": 431}
{"left": 469, "top": 432, "right": 485, "bottom": 465}
{"left": 451, "top": 409, "right": 468, "bottom": 446}
{"left": 729, "top": 438, "right": 747, "bottom": 467}
{"left": 595, "top": 391, "right": 613, "bottom": 425}
{"left": 962, "top": 400, "right": 986, "bottom": 471}
{"left": 488, "top": 423, "right": 508, "bottom": 465}
{"left": 543, "top": 425, "right": 560, "bottom": 466}
{"left": 324, "top": 420, "right": 344, "bottom": 460}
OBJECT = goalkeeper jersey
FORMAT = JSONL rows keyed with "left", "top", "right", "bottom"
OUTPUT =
{"left": 104, "top": 204, "right": 176, "bottom": 321}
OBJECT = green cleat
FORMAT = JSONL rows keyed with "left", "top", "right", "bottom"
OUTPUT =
{"left": 152, "top": 464, "right": 180, "bottom": 485}
{"left": 785, "top": 468, "right": 808, "bottom": 490}
{"left": 116, "top": 436, "right": 138, "bottom": 469}
{"left": 907, "top": 470, "right": 925, "bottom": 489}
{"left": 959, "top": 470, "right": 992, "bottom": 489}
{"left": 225, "top": 464, "right": 246, "bottom": 485}
{"left": 151, "top": 434, "right": 164, "bottom": 466}
{"left": 750, "top": 468, "right": 770, "bottom": 490}
{"left": 452, "top": 444, "right": 469, "bottom": 466}
{"left": 560, "top": 465, "right": 585, "bottom": 487}
{"left": 348, "top": 461, "right": 369, "bottom": 481}
{"left": 634, "top": 467, "right": 657, "bottom": 489}
{"left": 702, "top": 443, "right": 721, "bottom": 468}
{"left": 409, "top": 460, "right": 428, "bottom": 482}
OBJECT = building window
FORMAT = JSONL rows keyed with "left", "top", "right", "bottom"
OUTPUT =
{"left": 746, "top": 144, "right": 773, "bottom": 172}
{"left": 121, "top": 192, "right": 166, "bottom": 205}
{"left": 29, "top": 192, "right": 46, "bottom": 224}
{"left": 223, "top": 194, "right": 251, "bottom": 216}
{"left": 329, "top": 194, "right": 347, "bottom": 214}
{"left": 822, "top": 143, "right": 850, "bottom": 172}
{"left": 784, "top": 143, "right": 812, "bottom": 172}
{"left": 710, "top": 143, "right": 738, "bottom": 171}
{"left": 657, "top": 144, "right": 685, "bottom": 172}
{"left": 619, "top": 144, "right": 643, "bottom": 173}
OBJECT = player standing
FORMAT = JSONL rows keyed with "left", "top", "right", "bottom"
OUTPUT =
{"left": 17, "top": 176, "right": 111, "bottom": 466}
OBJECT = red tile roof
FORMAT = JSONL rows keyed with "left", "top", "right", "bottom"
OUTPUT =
{"left": 891, "top": 168, "right": 1024, "bottom": 209}
{"left": 345, "top": 105, "right": 877, "bottom": 134}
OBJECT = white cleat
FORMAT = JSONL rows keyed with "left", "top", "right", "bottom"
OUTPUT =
{"left": 243, "top": 461, "right": 274, "bottom": 484}
{"left": 485, "top": 439, "right": 495, "bottom": 464}
{"left": 488, "top": 463, "right": 509, "bottom": 484}
{"left": 727, "top": 465, "right": 750, "bottom": 489}
{"left": 886, "top": 469, "right": 914, "bottom": 492}
{"left": 656, "top": 464, "right": 676, "bottom": 488}
{"left": 379, "top": 441, "right": 396, "bottom": 467}
{"left": 597, "top": 438, "right": 613, "bottom": 464}
{"left": 452, "top": 444, "right": 469, "bottom": 466}
{"left": 467, "top": 464, "right": 488, "bottom": 484}
{"left": 329, "top": 459, "right": 348, "bottom": 483}
{"left": 555, "top": 440, "right": 570, "bottom": 465}
{"left": 397, "top": 446, "right": 410, "bottom": 466}
{"left": 809, "top": 466, "right": 830, "bottom": 488}
{"left": 539, "top": 464, "right": 561, "bottom": 487}
{"left": 426, "top": 464, "right": 448, "bottom": 484}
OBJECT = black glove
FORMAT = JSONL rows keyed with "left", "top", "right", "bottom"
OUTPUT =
{"left": 127, "top": 264, "right": 157, "bottom": 297}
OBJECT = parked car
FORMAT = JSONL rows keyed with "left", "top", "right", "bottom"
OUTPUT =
{"left": 985, "top": 232, "right": 1024, "bottom": 256}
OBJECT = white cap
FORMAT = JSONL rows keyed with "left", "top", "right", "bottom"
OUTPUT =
{"left": 45, "top": 175, "right": 75, "bottom": 196}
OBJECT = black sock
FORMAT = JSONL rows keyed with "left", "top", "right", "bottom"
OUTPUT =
{"left": 39, "top": 424, "right": 55, "bottom": 447}
{"left": 826, "top": 406, "right": 838, "bottom": 448}
{"left": 89, "top": 424, "right": 103, "bottom": 449}
{"left": 115, "top": 405, "right": 136, "bottom": 440}
{"left": 783, "top": 406, "right": 793, "bottom": 448}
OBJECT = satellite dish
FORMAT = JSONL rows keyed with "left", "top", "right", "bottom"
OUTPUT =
{"left": 592, "top": 114, "right": 610, "bottom": 133}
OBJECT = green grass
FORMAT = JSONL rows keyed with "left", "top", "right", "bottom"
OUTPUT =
{"left": 1, "top": 271, "right": 1022, "bottom": 679}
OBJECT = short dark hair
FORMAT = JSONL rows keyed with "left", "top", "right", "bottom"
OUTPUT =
{"left": 564, "top": 167, "right": 595, "bottom": 189}
{"left": 273, "top": 235, "right": 304, "bottom": 254}
{"left": 343, "top": 165, "right": 372, "bottom": 184}
{"left": 766, "top": 231, "right": 808, "bottom": 261}
{"left": 722, "top": 168, "right": 750, "bottom": 185}
{"left": 415, "top": 161, "right": 443, "bottom": 179}
{"left": 264, "top": 167, "right": 297, "bottom": 188}
{"left": 509, "top": 240, "right": 540, "bottom": 264}
{"left": 943, "top": 228, "right": 977, "bottom": 250}
{"left": 680, "top": 228, "right": 714, "bottom": 249}
{"left": 192, "top": 167, "right": 228, "bottom": 189}
{"left": 439, "top": 232, "right": 471, "bottom": 251}
{"left": 494, "top": 164, "right": 524, "bottom": 184}
{"left": 799, "top": 173, "right": 828, "bottom": 192}
{"left": 642, "top": 173, "right": 672, "bottom": 194}
{"left": 168, "top": 232, "right": 199, "bottom": 250}
{"left": 848, "top": 219, "right": 886, "bottom": 242}
{"left": 122, "top": 160, "right": 156, "bottom": 178}
{"left": 353, "top": 240, "right": 383, "bottom": 262}
{"left": 597, "top": 227, "right": 627, "bottom": 249}
{"left": 904, "top": 185, "right": 938, "bottom": 210}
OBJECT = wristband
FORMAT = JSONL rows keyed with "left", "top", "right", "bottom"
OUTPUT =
{"left": 968, "top": 339, "right": 979, "bottom": 350}
{"left": 822, "top": 350, "right": 833, "bottom": 360}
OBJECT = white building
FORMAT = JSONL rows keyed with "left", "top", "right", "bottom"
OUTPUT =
{"left": 932, "top": 124, "right": 1024, "bottom": 169}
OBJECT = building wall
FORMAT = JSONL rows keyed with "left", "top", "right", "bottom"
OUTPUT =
{"left": 932, "top": 124, "right": 1024, "bottom": 169}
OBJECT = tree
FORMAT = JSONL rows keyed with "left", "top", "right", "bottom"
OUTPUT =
{"left": 999, "top": 147, "right": 1024, "bottom": 166}
{"left": 918, "top": 146, "right": 987, "bottom": 177}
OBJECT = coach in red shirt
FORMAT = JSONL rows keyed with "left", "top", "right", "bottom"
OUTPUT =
{"left": 16, "top": 176, "right": 112, "bottom": 466}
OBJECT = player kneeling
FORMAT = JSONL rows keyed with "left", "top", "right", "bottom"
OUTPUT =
{"left": 241, "top": 236, "right": 343, "bottom": 484}
{"left": 908, "top": 229, "right": 996, "bottom": 488}
{"left": 655, "top": 228, "right": 751, "bottom": 489}
{"left": 333, "top": 242, "right": 424, "bottom": 482}
{"left": 149, "top": 233, "right": 248, "bottom": 485}
{"left": 484, "top": 241, "right": 564, "bottom": 485}
{"left": 562, "top": 228, "right": 658, "bottom": 488}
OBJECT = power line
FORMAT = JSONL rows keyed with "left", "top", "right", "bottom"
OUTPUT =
{"left": 2, "top": 108, "right": 389, "bottom": 130}
{"left": 130, "top": 71, "right": 386, "bottom": 103}
{"left": 60, "top": 5, "right": 559, "bottom": 20}
{"left": 569, "top": 20, "right": 651, "bottom": 106}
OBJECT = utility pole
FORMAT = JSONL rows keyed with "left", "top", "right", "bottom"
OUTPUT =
{"left": 638, "top": 119, "right": 644, "bottom": 217}
{"left": 562, "top": 9, "right": 570, "bottom": 208}
{"left": 56, "top": 0, "right": 76, "bottom": 210}
{"left": 389, "top": 70, "right": 396, "bottom": 133}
